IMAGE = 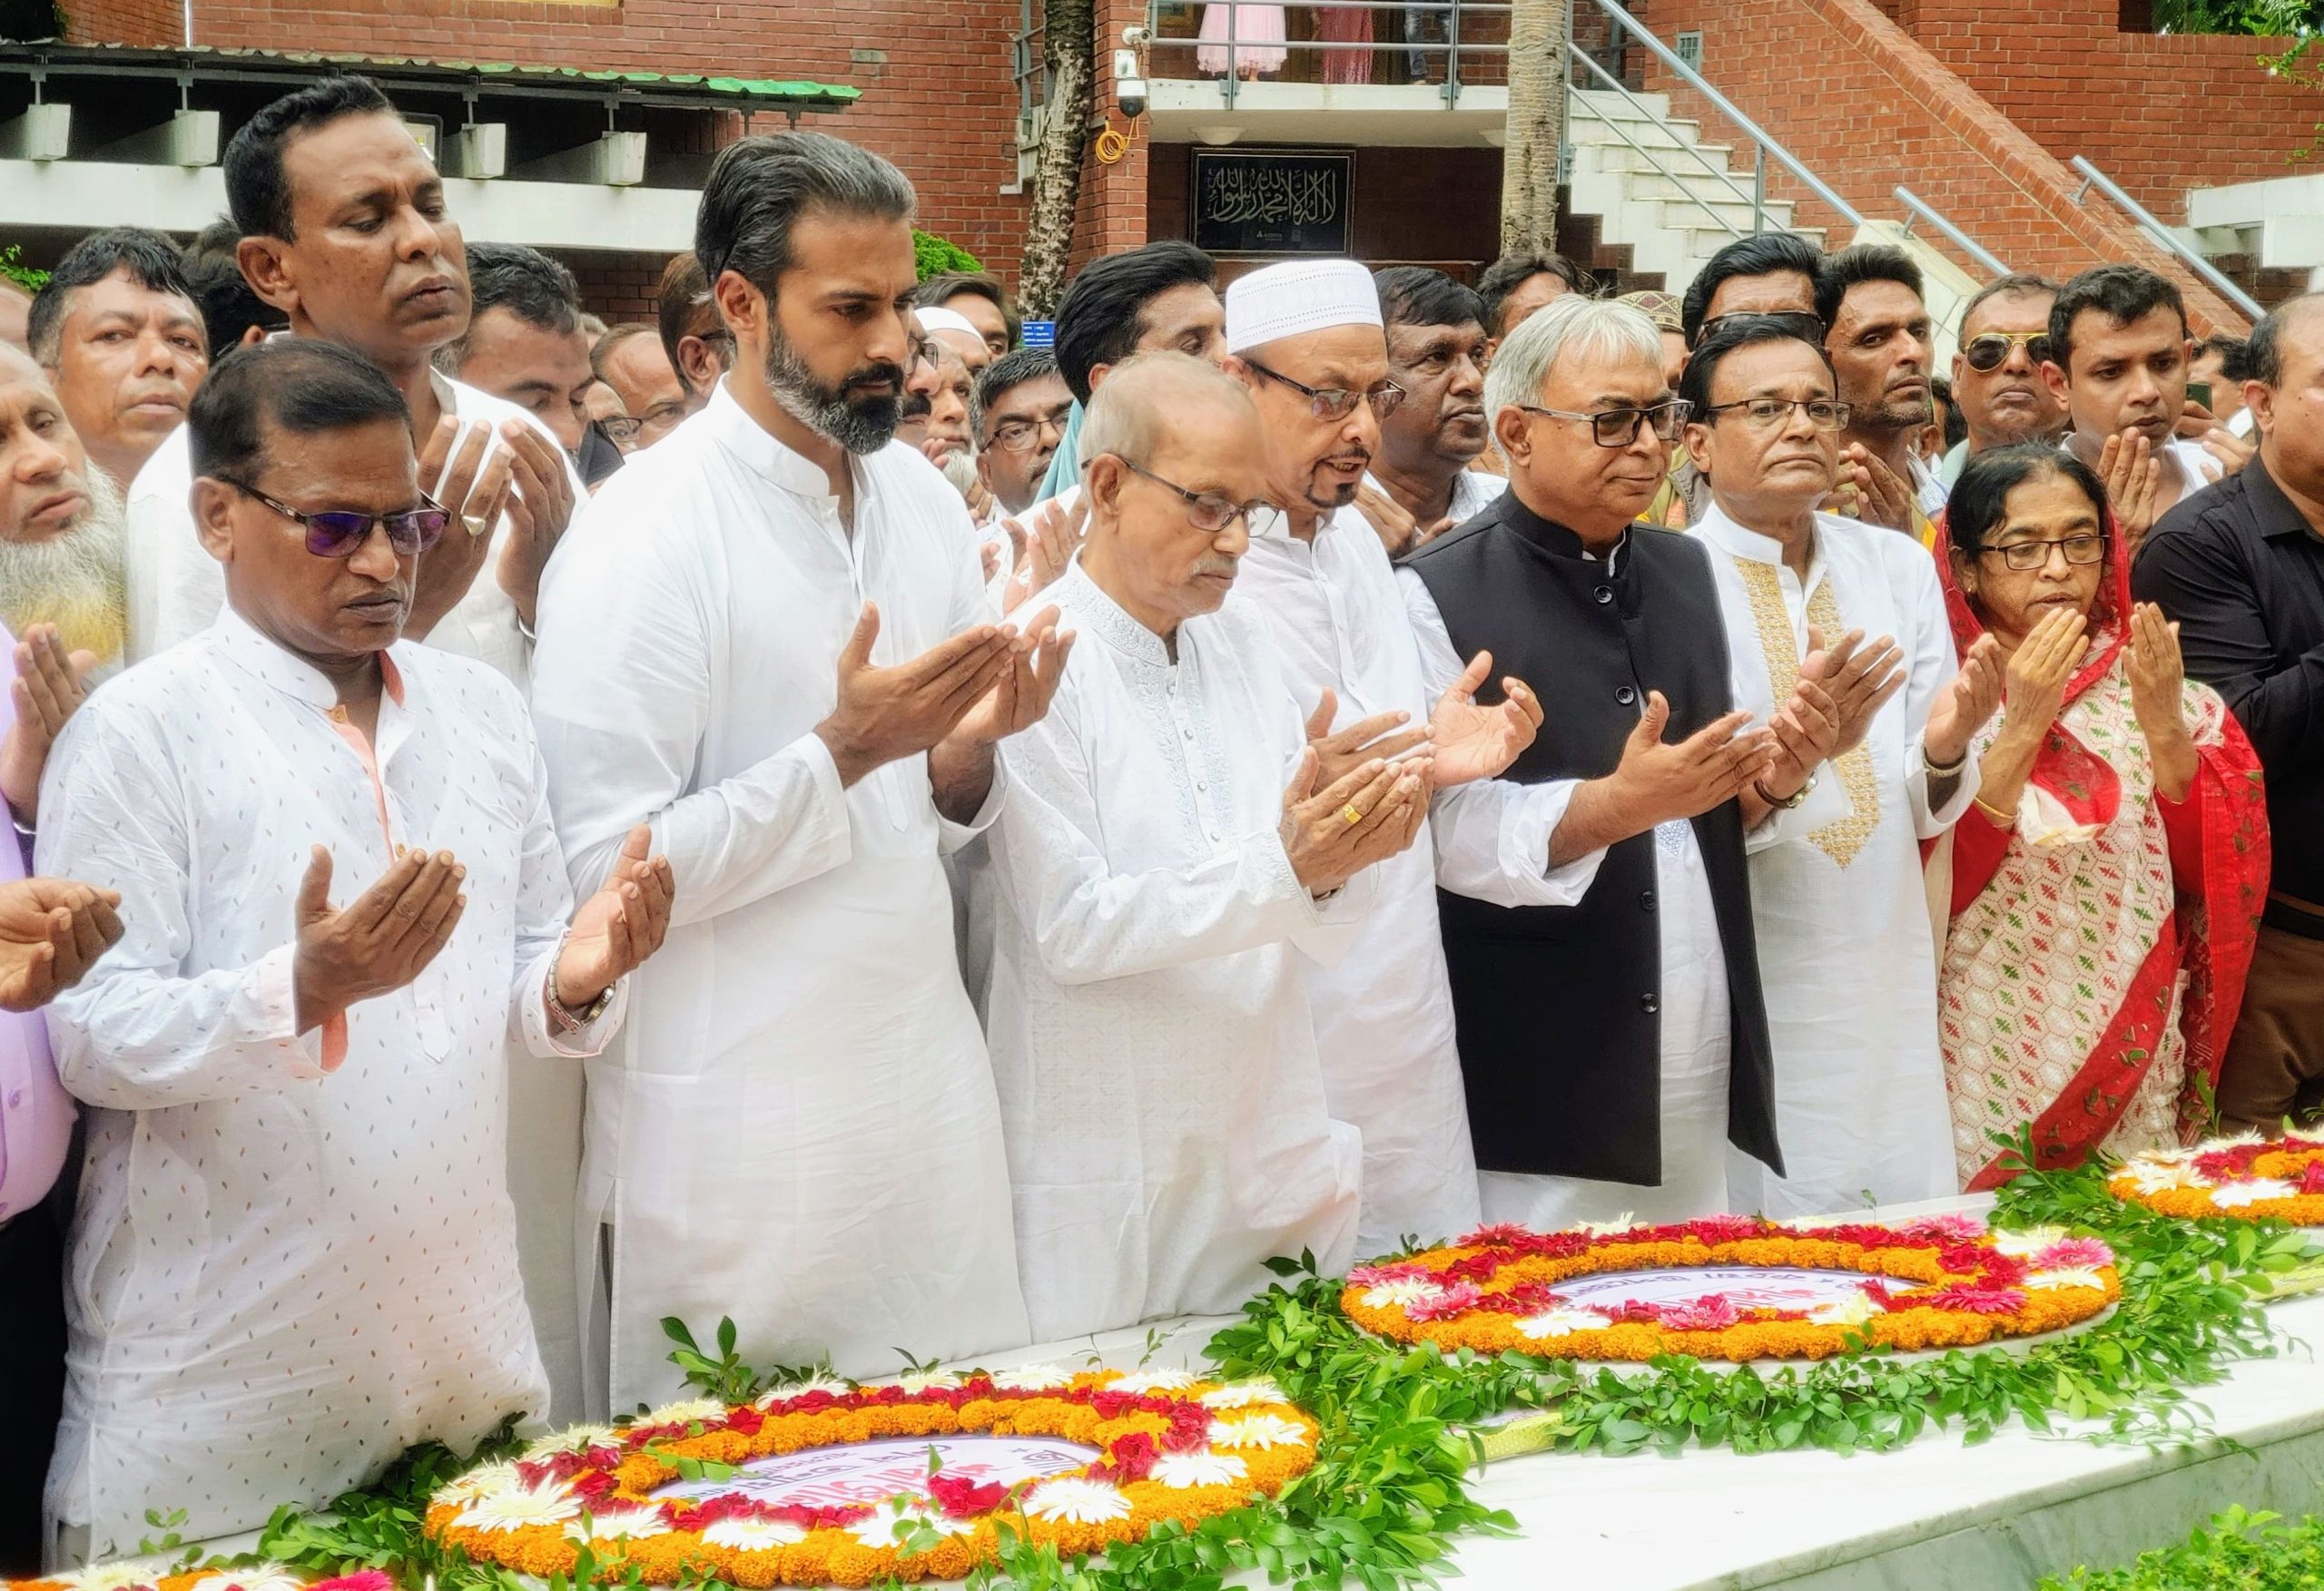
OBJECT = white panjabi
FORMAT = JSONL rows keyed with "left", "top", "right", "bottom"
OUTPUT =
{"left": 1225, "top": 259, "right": 1384, "bottom": 353}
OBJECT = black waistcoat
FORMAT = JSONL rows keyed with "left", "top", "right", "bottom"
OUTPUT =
{"left": 1402, "top": 491, "right": 1780, "bottom": 1184}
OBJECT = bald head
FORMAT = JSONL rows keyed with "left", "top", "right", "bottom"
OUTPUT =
{"left": 1078, "top": 351, "right": 1269, "bottom": 639}
{"left": 0, "top": 280, "right": 32, "bottom": 355}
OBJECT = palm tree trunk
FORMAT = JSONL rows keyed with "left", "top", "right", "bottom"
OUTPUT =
{"left": 1501, "top": 0, "right": 1566, "bottom": 252}
{"left": 1019, "top": 0, "right": 1096, "bottom": 318}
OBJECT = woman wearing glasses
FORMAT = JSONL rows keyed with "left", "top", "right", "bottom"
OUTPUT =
{"left": 1936, "top": 444, "right": 2269, "bottom": 1190}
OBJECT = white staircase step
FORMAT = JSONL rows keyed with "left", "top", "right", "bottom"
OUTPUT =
{"left": 1567, "top": 113, "right": 1708, "bottom": 152}
{"left": 1579, "top": 140, "right": 1737, "bottom": 176}
{"left": 1568, "top": 87, "right": 1676, "bottom": 123}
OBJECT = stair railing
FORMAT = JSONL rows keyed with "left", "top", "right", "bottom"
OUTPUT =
{"left": 2069, "top": 155, "right": 2263, "bottom": 321}
{"left": 1566, "top": 44, "right": 1762, "bottom": 241}
{"left": 1894, "top": 186, "right": 2008, "bottom": 276}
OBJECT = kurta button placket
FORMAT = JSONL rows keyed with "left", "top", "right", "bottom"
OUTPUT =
{"left": 1615, "top": 684, "right": 1638, "bottom": 706}
{"left": 1640, "top": 992, "right": 1660, "bottom": 1015}
{"left": 1593, "top": 585, "right": 1615, "bottom": 605}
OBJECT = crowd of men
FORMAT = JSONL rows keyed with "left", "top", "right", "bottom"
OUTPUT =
{"left": 0, "top": 69, "right": 2318, "bottom": 1574}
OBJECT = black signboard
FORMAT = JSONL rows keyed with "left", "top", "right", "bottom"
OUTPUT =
{"left": 1189, "top": 147, "right": 1354, "bottom": 257}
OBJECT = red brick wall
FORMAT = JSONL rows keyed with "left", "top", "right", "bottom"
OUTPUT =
{"left": 66, "top": 0, "right": 1033, "bottom": 283}
{"left": 563, "top": 249, "right": 667, "bottom": 321}
{"left": 1894, "top": 1, "right": 2324, "bottom": 221}
{"left": 1635, "top": 0, "right": 2253, "bottom": 332}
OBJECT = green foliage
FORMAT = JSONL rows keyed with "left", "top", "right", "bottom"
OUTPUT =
{"left": 1217, "top": 1146, "right": 2312, "bottom": 1462}
{"left": 256, "top": 1417, "right": 532, "bottom": 1591}
{"left": 914, "top": 229, "right": 984, "bottom": 281}
{"left": 2037, "top": 1506, "right": 2324, "bottom": 1589}
{"left": 0, "top": 243, "right": 46, "bottom": 293}
{"left": 2152, "top": 0, "right": 2319, "bottom": 35}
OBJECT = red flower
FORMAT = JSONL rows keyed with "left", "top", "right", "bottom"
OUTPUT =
{"left": 1657, "top": 1295, "right": 1741, "bottom": 1331}
{"left": 769, "top": 1502, "right": 875, "bottom": 1530}
{"left": 1403, "top": 1281, "right": 1482, "bottom": 1321}
{"left": 927, "top": 1472, "right": 1010, "bottom": 1518}
{"left": 1918, "top": 1284, "right": 2027, "bottom": 1315}
{"left": 724, "top": 1404, "right": 763, "bottom": 1437}
{"left": 1935, "top": 1242, "right": 1992, "bottom": 1274}
{"left": 1444, "top": 1252, "right": 1507, "bottom": 1283}
{"left": 1456, "top": 1223, "right": 1534, "bottom": 1247}
{"left": 1678, "top": 1214, "right": 1768, "bottom": 1245}
{"left": 1163, "top": 1404, "right": 1213, "bottom": 1452}
{"left": 1096, "top": 1430, "right": 1160, "bottom": 1484}
{"left": 311, "top": 1575, "right": 394, "bottom": 1591}
{"left": 2299, "top": 1161, "right": 2324, "bottom": 1196}
{"left": 572, "top": 1469, "right": 620, "bottom": 1504}
{"left": 1974, "top": 1250, "right": 2029, "bottom": 1287}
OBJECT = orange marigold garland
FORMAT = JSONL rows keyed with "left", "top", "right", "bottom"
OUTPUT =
{"left": 7, "top": 1566, "right": 389, "bottom": 1591}
{"left": 421, "top": 1369, "right": 1317, "bottom": 1588}
{"left": 2109, "top": 1134, "right": 2324, "bottom": 1225}
{"left": 1341, "top": 1213, "right": 2120, "bottom": 1363}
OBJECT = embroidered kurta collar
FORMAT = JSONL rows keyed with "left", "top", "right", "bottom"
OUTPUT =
{"left": 1059, "top": 559, "right": 1173, "bottom": 669}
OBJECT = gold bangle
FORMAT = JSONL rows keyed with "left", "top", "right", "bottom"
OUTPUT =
{"left": 1973, "top": 794, "right": 2017, "bottom": 829}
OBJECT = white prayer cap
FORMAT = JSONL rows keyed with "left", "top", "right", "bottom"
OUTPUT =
{"left": 913, "top": 306, "right": 984, "bottom": 340}
{"left": 1225, "top": 260, "right": 1384, "bottom": 355}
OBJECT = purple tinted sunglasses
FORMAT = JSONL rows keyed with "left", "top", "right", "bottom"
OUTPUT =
{"left": 219, "top": 476, "right": 450, "bottom": 557}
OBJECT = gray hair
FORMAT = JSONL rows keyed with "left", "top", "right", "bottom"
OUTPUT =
{"left": 694, "top": 132, "right": 915, "bottom": 292}
{"left": 2246, "top": 290, "right": 2324, "bottom": 388}
{"left": 1078, "top": 349, "right": 1254, "bottom": 469}
{"left": 1482, "top": 296, "right": 1665, "bottom": 456}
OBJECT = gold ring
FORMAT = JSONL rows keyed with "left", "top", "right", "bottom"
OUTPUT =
{"left": 462, "top": 512, "right": 492, "bottom": 539}
{"left": 1341, "top": 803, "right": 1364, "bottom": 826}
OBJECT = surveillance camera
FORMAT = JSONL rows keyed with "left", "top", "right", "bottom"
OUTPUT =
{"left": 1113, "top": 47, "right": 1147, "bottom": 119}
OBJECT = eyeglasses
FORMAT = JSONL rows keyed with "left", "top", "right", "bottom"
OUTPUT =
{"left": 1516, "top": 399, "right": 1692, "bottom": 447}
{"left": 989, "top": 409, "right": 1073, "bottom": 454}
{"left": 1961, "top": 330, "right": 2055, "bottom": 372}
{"left": 1118, "top": 457, "right": 1266, "bottom": 534}
{"left": 1979, "top": 533, "right": 2106, "bottom": 572}
{"left": 1699, "top": 397, "right": 1852, "bottom": 432}
{"left": 596, "top": 415, "right": 642, "bottom": 447}
{"left": 217, "top": 476, "right": 448, "bottom": 557}
{"left": 1692, "top": 309, "right": 1826, "bottom": 349}
{"left": 906, "top": 334, "right": 939, "bottom": 375}
{"left": 1245, "top": 359, "right": 1406, "bottom": 422}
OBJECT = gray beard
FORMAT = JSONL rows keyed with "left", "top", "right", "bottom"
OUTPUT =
{"left": 0, "top": 466, "right": 128, "bottom": 654}
{"left": 763, "top": 333, "right": 901, "bottom": 457}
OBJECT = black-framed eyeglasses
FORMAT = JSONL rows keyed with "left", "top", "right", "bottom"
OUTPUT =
{"left": 216, "top": 476, "right": 448, "bottom": 557}
{"left": 1692, "top": 309, "right": 1826, "bottom": 349}
{"left": 1244, "top": 358, "right": 1406, "bottom": 422}
{"left": 1699, "top": 397, "right": 1853, "bottom": 432}
{"left": 1961, "top": 330, "right": 2054, "bottom": 372}
{"left": 989, "top": 408, "right": 1073, "bottom": 454}
{"left": 1516, "top": 399, "right": 1692, "bottom": 447}
{"left": 1979, "top": 534, "right": 2107, "bottom": 572}
{"left": 1117, "top": 457, "right": 1266, "bottom": 534}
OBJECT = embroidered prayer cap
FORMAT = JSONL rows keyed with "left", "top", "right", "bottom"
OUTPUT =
{"left": 1226, "top": 260, "right": 1384, "bottom": 354}
{"left": 1620, "top": 290, "right": 1684, "bottom": 336}
{"left": 913, "top": 306, "right": 985, "bottom": 340}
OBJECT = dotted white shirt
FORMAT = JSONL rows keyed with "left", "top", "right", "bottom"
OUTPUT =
{"left": 34, "top": 607, "right": 621, "bottom": 1557}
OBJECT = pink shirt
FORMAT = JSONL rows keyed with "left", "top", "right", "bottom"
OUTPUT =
{"left": 0, "top": 621, "right": 73, "bottom": 1220}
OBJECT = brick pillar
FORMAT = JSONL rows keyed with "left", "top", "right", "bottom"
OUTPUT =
{"left": 1071, "top": 0, "right": 1156, "bottom": 271}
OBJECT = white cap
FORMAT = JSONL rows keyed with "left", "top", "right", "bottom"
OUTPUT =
{"left": 1225, "top": 259, "right": 1383, "bottom": 355}
{"left": 913, "top": 306, "right": 984, "bottom": 340}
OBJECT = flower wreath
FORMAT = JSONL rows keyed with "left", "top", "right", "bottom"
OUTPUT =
{"left": 1341, "top": 1214, "right": 2119, "bottom": 1362}
{"left": 423, "top": 1368, "right": 1317, "bottom": 1588}
{"left": 8, "top": 1566, "right": 388, "bottom": 1591}
{"left": 2109, "top": 1134, "right": 2324, "bottom": 1224}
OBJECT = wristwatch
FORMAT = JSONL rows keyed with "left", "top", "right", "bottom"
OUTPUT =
{"left": 1755, "top": 771, "right": 1816, "bottom": 811}
{"left": 546, "top": 931, "right": 616, "bottom": 1035}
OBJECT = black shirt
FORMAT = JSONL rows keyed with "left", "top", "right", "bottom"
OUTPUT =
{"left": 2132, "top": 456, "right": 2324, "bottom": 928}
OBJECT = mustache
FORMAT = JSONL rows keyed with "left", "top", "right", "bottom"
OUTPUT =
{"left": 1192, "top": 553, "right": 1239, "bottom": 578}
{"left": 847, "top": 361, "right": 907, "bottom": 389}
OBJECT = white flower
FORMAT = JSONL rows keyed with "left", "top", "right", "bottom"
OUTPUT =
{"left": 990, "top": 1362, "right": 1075, "bottom": 1391}
{"left": 524, "top": 1424, "right": 622, "bottom": 1460}
{"left": 1989, "top": 1225, "right": 2069, "bottom": 1258}
{"left": 1199, "top": 1378, "right": 1285, "bottom": 1409}
{"left": 59, "top": 1562, "right": 170, "bottom": 1591}
{"left": 1023, "top": 1477, "right": 1133, "bottom": 1525}
{"left": 891, "top": 1369, "right": 964, "bottom": 1394}
{"left": 1208, "top": 1412, "right": 1306, "bottom": 1450}
{"left": 1359, "top": 1278, "right": 1444, "bottom": 1311}
{"left": 2198, "top": 1131, "right": 2269, "bottom": 1151}
{"left": 1512, "top": 1308, "right": 1606, "bottom": 1341}
{"left": 849, "top": 1508, "right": 975, "bottom": 1551}
{"left": 2026, "top": 1266, "right": 2112, "bottom": 1291}
{"left": 2124, "top": 1160, "right": 2204, "bottom": 1193}
{"left": 1571, "top": 1213, "right": 1638, "bottom": 1238}
{"left": 434, "top": 1459, "right": 527, "bottom": 1508}
{"left": 754, "top": 1370, "right": 852, "bottom": 1408}
{"left": 1106, "top": 1367, "right": 1198, "bottom": 1394}
{"left": 1150, "top": 1451, "right": 1250, "bottom": 1489}
{"left": 639, "top": 1396, "right": 727, "bottom": 1427}
{"left": 699, "top": 1516, "right": 810, "bottom": 1552}
{"left": 2210, "top": 1178, "right": 2299, "bottom": 1208}
{"left": 1807, "top": 1291, "right": 1880, "bottom": 1328}
{"left": 453, "top": 1484, "right": 585, "bottom": 1534}
{"left": 190, "top": 1564, "right": 305, "bottom": 1591}
{"left": 567, "top": 1507, "right": 671, "bottom": 1543}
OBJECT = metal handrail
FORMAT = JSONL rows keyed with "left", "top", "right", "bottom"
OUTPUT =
{"left": 2070, "top": 155, "right": 2263, "bottom": 321}
{"left": 1893, "top": 186, "right": 2008, "bottom": 277}
{"left": 1589, "top": 0, "right": 1865, "bottom": 229}
{"left": 1138, "top": 0, "right": 1513, "bottom": 108}
{"left": 1567, "top": 47, "right": 1760, "bottom": 233}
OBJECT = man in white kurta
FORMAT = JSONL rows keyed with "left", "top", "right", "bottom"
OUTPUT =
{"left": 1679, "top": 319, "right": 2001, "bottom": 1216}
{"left": 529, "top": 133, "right": 1064, "bottom": 1409}
{"left": 1226, "top": 260, "right": 1551, "bottom": 1254}
{"left": 35, "top": 339, "right": 663, "bottom": 1558}
{"left": 980, "top": 352, "right": 1433, "bottom": 1338}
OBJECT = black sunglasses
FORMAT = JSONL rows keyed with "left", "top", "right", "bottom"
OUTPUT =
{"left": 217, "top": 476, "right": 448, "bottom": 557}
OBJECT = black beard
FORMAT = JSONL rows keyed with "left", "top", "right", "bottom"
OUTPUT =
{"left": 763, "top": 333, "right": 905, "bottom": 456}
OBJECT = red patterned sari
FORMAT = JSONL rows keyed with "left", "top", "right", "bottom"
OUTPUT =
{"left": 1934, "top": 509, "right": 2270, "bottom": 1191}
